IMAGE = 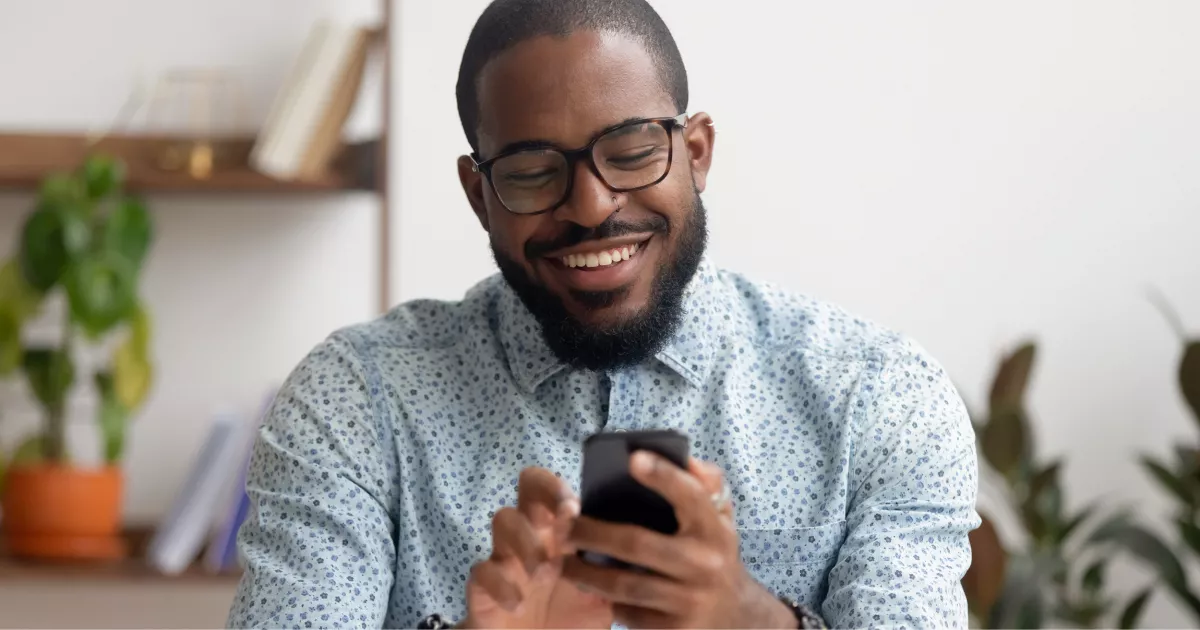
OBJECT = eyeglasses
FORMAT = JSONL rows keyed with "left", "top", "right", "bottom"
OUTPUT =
{"left": 470, "top": 114, "right": 689, "bottom": 216}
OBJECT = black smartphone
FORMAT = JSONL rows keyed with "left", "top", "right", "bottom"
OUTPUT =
{"left": 578, "top": 429, "right": 690, "bottom": 570}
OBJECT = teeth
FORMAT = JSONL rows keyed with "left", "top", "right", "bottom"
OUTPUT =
{"left": 560, "top": 242, "right": 643, "bottom": 268}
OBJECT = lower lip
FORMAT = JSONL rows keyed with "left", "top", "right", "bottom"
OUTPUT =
{"left": 545, "top": 238, "right": 652, "bottom": 293}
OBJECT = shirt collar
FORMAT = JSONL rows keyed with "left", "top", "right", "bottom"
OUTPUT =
{"left": 496, "top": 256, "right": 726, "bottom": 393}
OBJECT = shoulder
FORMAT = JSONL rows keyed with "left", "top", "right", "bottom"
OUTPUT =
{"left": 316, "top": 274, "right": 507, "bottom": 361}
{"left": 713, "top": 267, "right": 962, "bottom": 412}
{"left": 713, "top": 267, "right": 912, "bottom": 364}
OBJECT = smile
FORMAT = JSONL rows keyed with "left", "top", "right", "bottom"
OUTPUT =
{"left": 541, "top": 235, "right": 655, "bottom": 294}
{"left": 559, "top": 241, "right": 642, "bottom": 269}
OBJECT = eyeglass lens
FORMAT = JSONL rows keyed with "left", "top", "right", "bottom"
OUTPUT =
{"left": 489, "top": 121, "right": 672, "bottom": 214}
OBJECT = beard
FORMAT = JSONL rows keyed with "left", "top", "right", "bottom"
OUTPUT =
{"left": 491, "top": 192, "right": 708, "bottom": 372}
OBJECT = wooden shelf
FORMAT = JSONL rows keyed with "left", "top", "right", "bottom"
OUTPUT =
{"left": 0, "top": 132, "right": 378, "bottom": 194}
{"left": 0, "top": 556, "right": 242, "bottom": 584}
{"left": 0, "top": 526, "right": 242, "bottom": 584}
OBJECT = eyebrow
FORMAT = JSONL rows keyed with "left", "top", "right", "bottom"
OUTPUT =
{"left": 490, "top": 116, "right": 650, "bottom": 158}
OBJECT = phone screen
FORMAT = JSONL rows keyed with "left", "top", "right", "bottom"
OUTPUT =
{"left": 578, "top": 429, "right": 689, "bottom": 555}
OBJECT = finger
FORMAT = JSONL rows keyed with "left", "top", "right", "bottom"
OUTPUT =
{"left": 517, "top": 467, "right": 579, "bottom": 527}
{"left": 491, "top": 507, "right": 545, "bottom": 574}
{"left": 561, "top": 553, "right": 693, "bottom": 614}
{"left": 629, "top": 450, "right": 711, "bottom": 532}
{"left": 689, "top": 458, "right": 724, "bottom": 494}
{"left": 568, "top": 515, "right": 706, "bottom": 580}
{"left": 613, "top": 604, "right": 671, "bottom": 630}
{"left": 553, "top": 494, "right": 581, "bottom": 555}
{"left": 690, "top": 458, "right": 734, "bottom": 521}
{"left": 469, "top": 560, "right": 524, "bottom": 612}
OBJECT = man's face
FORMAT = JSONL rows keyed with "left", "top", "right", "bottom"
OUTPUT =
{"left": 458, "top": 30, "right": 715, "bottom": 370}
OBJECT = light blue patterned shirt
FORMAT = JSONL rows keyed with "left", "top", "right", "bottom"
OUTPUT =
{"left": 226, "top": 258, "right": 979, "bottom": 629}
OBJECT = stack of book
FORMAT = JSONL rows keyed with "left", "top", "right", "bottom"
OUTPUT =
{"left": 251, "top": 18, "right": 375, "bottom": 181}
{"left": 145, "top": 389, "right": 276, "bottom": 576}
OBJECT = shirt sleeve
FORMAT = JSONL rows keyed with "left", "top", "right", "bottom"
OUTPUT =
{"left": 226, "top": 332, "right": 400, "bottom": 629}
{"left": 821, "top": 344, "right": 981, "bottom": 629}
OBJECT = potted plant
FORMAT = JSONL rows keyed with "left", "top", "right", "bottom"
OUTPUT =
{"left": 963, "top": 341, "right": 1180, "bottom": 628}
{"left": 1119, "top": 295, "right": 1200, "bottom": 625}
{"left": 0, "top": 154, "right": 154, "bottom": 561}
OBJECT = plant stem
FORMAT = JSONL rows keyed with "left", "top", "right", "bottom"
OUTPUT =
{"left": 1146, "top": 285, "right": 1188, "bottom": 340}
{"left": 44, "top": 402, "right": 65, "bottom": 462}
{"left": 45, "top": 301, "right": 74, "bottom": 463}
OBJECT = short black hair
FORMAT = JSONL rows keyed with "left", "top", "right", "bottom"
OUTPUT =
{"left": 455, "top": 0, "right": 689, "bottom": 154}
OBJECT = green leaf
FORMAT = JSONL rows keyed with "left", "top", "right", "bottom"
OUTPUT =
{"left": 103, "top": 196, "right": 152, "bottom": 268}
{"left": 1023, "top": 461, "right": 1063, "bottom": 543}
{"left": 1175, "top": 445, "right": 1200, "bottom": 477}
{"left": 1082, "top": 559, "right": 1105, "bottom": 594}
{"left": 113, "top": 332, "right": 152, "bottom": 410}
{"left": 128, "top": 301, "right": 151, "bottom": 356}
{"left": 1057, "top": 502, "right": 1097, "bottom": 543}
{"left": 988, "top": 557, "right": 1045, "bottom": 629}
{"left": 989, "top": 342, "right": 1037, "bottom": 411}
{"left": 0, "top": 258, "right": 44, "bottom": 320}
{"left": 1092, "top": 519, "right": 1189, "bottom": 594}
{"left": 81, "top": 154, "right": 125, "bottom": 200}
{"left": 1179, "top": 519, "right": 1200, "bottom": 556}
{"left": 1142, "top": 455, "right": 1195, "bottom": 507}
{"left": 982, "top": 407, "right": 1027, "bottom": 477}
{"left": 1181, "top": 341, "right": 1200, "bottom": 426}
{"left": 22, "top": 347, "right": 75, "bottom": 410}
{"left": 17, "top": 207, "right": 69, "bottom": 291}
{"left": 1119, "top": 588, "right": 1152, "bottom": 629}
{"left": 1028, "top": 460, "right": 1060, "bottom": 499}
{"left": 94, "top": 371, "right": 130, "bottom": 463}
{"left": 38, "top": 172, "right": 85, "bottom": 207}
{"left": 64, "top": 251, "right": 137, "bottom": 339}
{"left": 0, "top": 309, "right": 21, "bottom": 376}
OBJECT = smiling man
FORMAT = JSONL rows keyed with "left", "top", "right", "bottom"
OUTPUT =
{"left": 226, "top": 1, "right": 979, "bottom": 629}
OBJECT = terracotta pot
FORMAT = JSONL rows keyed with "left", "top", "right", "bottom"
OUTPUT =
{"left": 1, "top": 465, "right": 127, "bottom": 561}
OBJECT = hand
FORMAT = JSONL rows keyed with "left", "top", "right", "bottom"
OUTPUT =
{"left": 461, "top": 468, "right": 613, "bottom": 629}
{"left": 562, "top": 454, "right": 796, "bottom": 629}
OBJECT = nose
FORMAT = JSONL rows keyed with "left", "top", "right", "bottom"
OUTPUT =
{"left": 553, "top": 158, "right": 616, "bottom": 228}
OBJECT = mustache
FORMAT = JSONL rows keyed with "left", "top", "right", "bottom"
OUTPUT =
{"left": 525, "top": 214, "right": 669, "bottom": 259}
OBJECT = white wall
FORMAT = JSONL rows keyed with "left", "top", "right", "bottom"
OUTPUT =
{"left": 395, "top": 1, "right": 1200, "bottom": 626}
{"left": 0, "top": 0, "right": 384, "bottom": 523}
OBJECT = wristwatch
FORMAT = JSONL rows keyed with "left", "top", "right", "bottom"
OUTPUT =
{"left": 778, "top": 595, "right": 828, "bottom": 629}
{"left": 416, "top": 613, "right": 454, "bottom": 629}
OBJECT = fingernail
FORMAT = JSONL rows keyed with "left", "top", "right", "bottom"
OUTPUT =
{"left": 563, "top": 498, "right": 580, "bottom": 517}
{"left": 631, "top": 451, "right": 654, "bottom": 474}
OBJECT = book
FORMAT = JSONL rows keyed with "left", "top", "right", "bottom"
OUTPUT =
{"left": 145, "top": 412, "right": 250, "bottom": 575}
{"left": 251, "top": 18, "right": 372, "bottom": 179}
{"left": 201, "top": 388, "right": 278, "bottom": 573}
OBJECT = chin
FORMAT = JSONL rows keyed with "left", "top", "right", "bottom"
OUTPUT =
{"left": 563, "top": 290, "right": 650, "bottom": 330}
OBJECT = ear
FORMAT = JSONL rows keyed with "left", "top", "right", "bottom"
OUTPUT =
{"left": 682, "top": 112, "right": 715, "bottom": 193}
{"left": 457, "top": 155, "right": 490, "bottom": 232}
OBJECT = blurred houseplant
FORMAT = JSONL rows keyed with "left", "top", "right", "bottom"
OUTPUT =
{"left": 963, "top": 341, "right": 1182, "bottom": 628}
{"left": 1123, "top": 297, "right": 1200, "bottom": 625}
{"left": 0, "top": 154, "right": 154, "bottom": 561}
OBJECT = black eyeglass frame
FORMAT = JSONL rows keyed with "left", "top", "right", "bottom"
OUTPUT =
{"left": 469, "top": 113, "right": 690, "bottom": 216}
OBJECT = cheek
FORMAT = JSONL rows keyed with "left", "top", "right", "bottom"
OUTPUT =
{"left": 486, "top": 203, "right": 543, "bottom": 261}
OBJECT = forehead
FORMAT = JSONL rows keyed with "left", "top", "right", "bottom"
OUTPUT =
{"left": 475, "top": 30, "right": 677, "bottom": 156}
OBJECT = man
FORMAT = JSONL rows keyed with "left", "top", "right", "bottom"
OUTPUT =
{"left": 226, "top": 0, "right": 979, "bottom": 628}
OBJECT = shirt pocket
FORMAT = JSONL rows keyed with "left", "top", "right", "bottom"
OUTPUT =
{"left": 738, "top": 521, "right": 848, "bottom": 604}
